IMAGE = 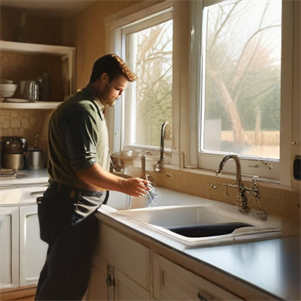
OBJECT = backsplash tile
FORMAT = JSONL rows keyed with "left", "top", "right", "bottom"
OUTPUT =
{"left": 149, "top": 167, "right": 300, "bottom": 222}
{"left": 0, "top": 109, "right": 52, "bottom": 151}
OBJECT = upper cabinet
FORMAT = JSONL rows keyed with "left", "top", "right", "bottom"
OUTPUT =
{"left": 0, "top": 41, "right": 76, "bottom": 109}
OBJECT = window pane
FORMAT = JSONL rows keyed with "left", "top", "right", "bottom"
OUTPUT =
{"left": 201, "top": 0, "right": 281, "bottom": 159}
{"left": 129, "top": 20, "right": 173, "bottom": 147}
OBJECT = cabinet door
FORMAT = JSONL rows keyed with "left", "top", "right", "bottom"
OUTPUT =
{"left": 19, "top": 205, "right": 48, "bottom": 286}
{"left": 153, "top": 254, "right": 242, "bottom": 301}
{"left": 114, "top": 268, "right": 150, "bottom": 301}
{"left": 85, "top": 254, "right": 113, "bottom": 301}
{"left": 97, "top": 223, "right": 150, "bottom": 290}
{"left": 0, "top": 206, "right": 19, "bottom": 289}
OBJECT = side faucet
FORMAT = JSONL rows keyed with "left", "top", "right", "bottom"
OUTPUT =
{"left": 216, "top": 154, "right": 267, "bottom": 219}
{"left": 155, "top": 122, "right": 168, "bottom": 173}
{"left": 216, "top": 154, "right": 249, "bottom": 212}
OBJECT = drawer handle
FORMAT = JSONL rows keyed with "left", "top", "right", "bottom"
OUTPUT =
{"left": 197, "top": 292, "right": 208, "bottom": 301}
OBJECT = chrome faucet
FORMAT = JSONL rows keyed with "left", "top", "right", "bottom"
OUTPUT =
{"left": 216, "top": 154, "right": 267, "bottom": 219}
{"left": 216, "top": 154, "right": 249, "bottom": 212}
{"left": 155, "top": 122, "right": 168, "bottom": 173}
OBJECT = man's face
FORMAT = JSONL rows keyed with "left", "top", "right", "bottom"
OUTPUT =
{"left": 98, "top": 74, "right": 128, "bottom": 107}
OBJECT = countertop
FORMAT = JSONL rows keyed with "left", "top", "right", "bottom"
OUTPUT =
{"left": 1, "top": 174, "right": 300, "bottom": 299}
{"left": 96, "top": 191, "right": 301, "bottom": 301}
{"left": 0, "top": 169, "right": 49, "bottom": 188}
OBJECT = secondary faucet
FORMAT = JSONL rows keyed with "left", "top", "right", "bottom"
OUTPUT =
{"left": 155, "top": 122, "right": 168, "bottom": 173}
{"left": 216, "top": 154, "right": 249, "bottom": 212}
{"left": 215, "top": 154, "right": 267, "bottom": 219}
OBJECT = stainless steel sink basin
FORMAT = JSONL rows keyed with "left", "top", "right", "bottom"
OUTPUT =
{"left": 111, "top": 204, "right": 282, "bottom": 247}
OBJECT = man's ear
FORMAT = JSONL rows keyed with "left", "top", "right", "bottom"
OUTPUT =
{"left": 100, "top": 73, "right": 109, "bottom": 84}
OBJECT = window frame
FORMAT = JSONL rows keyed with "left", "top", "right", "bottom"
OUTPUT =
{"left": 106, "top": 0, "right": 298, "bottom": 188}
{"left": 105, "top": 1, "right": 175, "bottom": 157}
{"left": 188, "top": 0, "right": 294, "bottom": 185}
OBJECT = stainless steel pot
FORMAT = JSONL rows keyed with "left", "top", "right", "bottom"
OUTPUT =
{"left": 4, "top": 153, "right": 24, "bottom": 170}
{"left": 28, "top": 149, "right": 45, "bottom": 169}
{"left": 20, "top": 80, "right": 39, "bottom": 101}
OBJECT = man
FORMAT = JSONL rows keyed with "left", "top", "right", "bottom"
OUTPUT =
{"left": 35, "top": 54, "right": 149, "bottom": 300}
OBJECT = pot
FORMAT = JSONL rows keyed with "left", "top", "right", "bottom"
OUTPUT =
{"left": 4, "top": 153, "right": 24, "bottom": 170}
{"left": 20, "top": 80, "right": 39, "bottom": 101}
{"left": 28, "top": 149, "right": 45, "bottom": 169}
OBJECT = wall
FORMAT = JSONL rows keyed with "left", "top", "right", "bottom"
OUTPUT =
{"left": 62, "top": 0, "right": 144, "bottom": 89}
{"left": 0, "top": 1, "right": 153, "bottom": 167}
{"left": 0, "top": 7, "right": 66, "bottom": 167}
{"left": 0, "top": 7, "right": 63, "bottom": 45}
{"left": 0, "top": 109, "right": 52, "bottom": 152}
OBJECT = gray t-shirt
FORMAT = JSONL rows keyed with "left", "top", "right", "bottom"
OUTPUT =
{"left": 47, "top": 85, "right": 110, "bottom": 191}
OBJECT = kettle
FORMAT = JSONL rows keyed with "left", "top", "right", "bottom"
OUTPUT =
{"left": 3, "top": 136, "right": 27, "bottom": 170}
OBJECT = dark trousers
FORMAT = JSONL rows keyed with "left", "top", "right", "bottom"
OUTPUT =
{"left": 35, "top": 188, "right": 98, "bottom": 301}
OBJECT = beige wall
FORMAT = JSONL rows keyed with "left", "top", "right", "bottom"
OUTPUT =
{"left": 62, "top": 0, "right": 144, "bottom": 89}
{"left": 0, "top": 7, "right": 63, "bottom": 45}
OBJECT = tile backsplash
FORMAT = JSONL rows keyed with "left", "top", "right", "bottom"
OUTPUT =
{"left": 0, "top": 109, "right": 52, "bottom": 160}
{"left": 148, "top": 167, "right": 300, "bottom": 223}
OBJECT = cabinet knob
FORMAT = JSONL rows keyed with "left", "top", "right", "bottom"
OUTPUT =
{"left": 197, "top": 292, "right": 208, "bottom": 301}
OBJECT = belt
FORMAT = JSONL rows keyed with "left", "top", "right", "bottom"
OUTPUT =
{"left": 48, "top": 180, "right": 104, "bottom": 199}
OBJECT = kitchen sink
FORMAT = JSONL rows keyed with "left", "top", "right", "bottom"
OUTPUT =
{"left": 111, "top": 204, "right": 282, "bottom": 247}
{"left": 166, "top": 222, "right": 252, "bottom": 237}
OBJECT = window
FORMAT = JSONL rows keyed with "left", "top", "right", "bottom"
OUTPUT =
{"left": 107, "top": 0, "right": 296, "bottom": 186}
{"left": 124, "top": 17, "right": 173, "bottom": 148}
{"left": 202, "top": 0, "right": 281, "bottom": 158}
{"left": 190, "top": 0, "right": 294, "bottom": 182}
{"left": 106, "top": 3, "right": 173, "bottom": 153}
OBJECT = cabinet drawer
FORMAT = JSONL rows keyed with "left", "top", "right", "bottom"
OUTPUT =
{"left": 154, "top": 254, "right": 242, "bottom": 301}
{"left": 95, "top": 223, "right": 150, "bottom": 290}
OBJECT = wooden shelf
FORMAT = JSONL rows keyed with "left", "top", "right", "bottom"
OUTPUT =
{"left": 0, "top": 40, "right": 76, "bottom": 101}
{"left": 0, "top": 101, "right": 61, "bottom": 110}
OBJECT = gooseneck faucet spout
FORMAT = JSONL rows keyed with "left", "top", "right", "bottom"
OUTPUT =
{"left": 216, "top": 154, "right": 242, "bottom": 188}
{"left": 216, "top": 154, "right": 249, "bottom": 212}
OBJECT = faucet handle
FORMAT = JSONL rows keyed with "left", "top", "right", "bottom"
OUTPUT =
{"left": 252, "top": 175, "right": 259, "bottom": 186}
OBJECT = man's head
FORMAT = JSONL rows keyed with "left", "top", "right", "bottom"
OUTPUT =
{"left": 90, "top": 54, "right": 137, "bottom": 83}
{"left": 89, "top": 54, "right": 136, "bottom": 107}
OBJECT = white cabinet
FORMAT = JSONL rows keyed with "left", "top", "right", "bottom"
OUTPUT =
{"left": 87, "top": 220, "right": 245, "bottom": 301}
{"left": 86, "top": 255, "right": 110, "bottom": 300}
{"left": 153, "top": 254, "right": 242, "bottom": 301}
{"left": 87, "top": 254, "right": 150, "bottom": 301}
{"left": 0, "top": 204, "right": 48, "bottom": 289}
{"left": 0, "top": 206, "right": 19, "bottom": 289}
{"left": 85, "top": 223, "right": 150, "bottom": 301}
{"left": 19, "top": 205, "right": 48, "bottom": 286}
{"left": 114, "top": 268, "right": 150, "bottom": 301}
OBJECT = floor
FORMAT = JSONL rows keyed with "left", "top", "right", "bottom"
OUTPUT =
{"left": 0, "top": 286, "right": 36, "bottom": 301}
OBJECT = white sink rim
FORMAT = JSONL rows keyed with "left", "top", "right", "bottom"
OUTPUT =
{"left": 111, "top": 204, "right": 282, "bottom": 247}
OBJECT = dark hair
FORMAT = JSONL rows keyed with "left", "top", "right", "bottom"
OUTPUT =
{"left": 89, "top": 54, "right": 137, "bottom": 83}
